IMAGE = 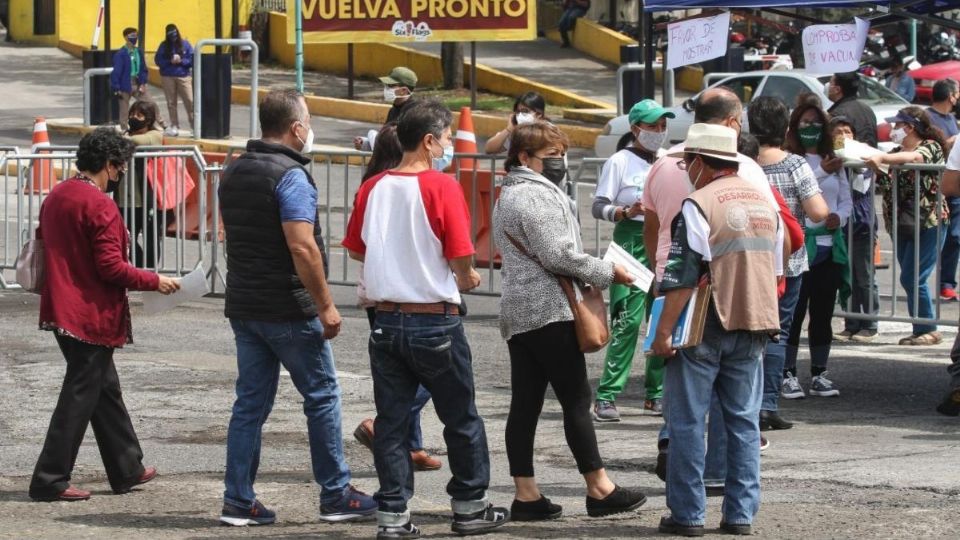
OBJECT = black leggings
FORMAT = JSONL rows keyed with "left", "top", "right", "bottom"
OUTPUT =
{"left": 505, "top": 320, "right": 604, "bottom": 477}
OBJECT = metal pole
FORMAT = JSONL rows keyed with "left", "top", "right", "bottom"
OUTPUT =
{"left": 347, "top": 44, "right": 354, "bottom": 99}
{"left": 295, "top": 0, "right": 304, "bottom": 92}
{"left": 643, "top": 6, "right": 656, "bottom": 99}
{"left": 104, "top": 0, "right": 111, "bottom": 51}
{"left": 215, "top": 0, "right": 224, "bottom": 138}
{"left": 194, "top": 39, "right": 259, "bottom": 140}
{"left": 138, "top": 0, "right": 145, "bottom": 59}
{"left": 911, "top": 19, "right": 918, "bottom": 58}
{"left": 470, "top": 42, "right": 477, "bottom": 110}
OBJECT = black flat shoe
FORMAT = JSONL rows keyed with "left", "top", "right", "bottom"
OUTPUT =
{"left": 759, "top": 410, "right": 793, "bottom": 431}
{"left": 586, "top": 485, "right": 646, "bottom": 517}
{"left": 510, "top": 495, "right": 562, "bottom": 521}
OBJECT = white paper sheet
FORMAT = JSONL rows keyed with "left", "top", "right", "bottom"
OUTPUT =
{"left": 802, "top": 18, "right": 870, "bottom": 74}
{"left": 666, "top": 12, "right": 731, "bottom": 70}
{"left": 141, "top": 265, "right": 209, "bottom": 315}
{"left": 602, "top": 242, "right": 655, "bottom": 292}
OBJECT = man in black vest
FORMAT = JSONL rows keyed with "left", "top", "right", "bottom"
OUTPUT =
{"left": 217, "top": 89, "right": 376, "bottom": 527}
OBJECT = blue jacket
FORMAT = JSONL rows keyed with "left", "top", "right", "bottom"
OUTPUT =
{"left": 155, "top": 39, "right": 194, "bottom": 78}
{"left": 111, "top": 46, "right": 148, "bottom": 93}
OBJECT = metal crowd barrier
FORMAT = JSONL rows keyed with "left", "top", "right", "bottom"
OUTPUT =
{"left": 5, "top": 144, "right": 958, "bottom": 331}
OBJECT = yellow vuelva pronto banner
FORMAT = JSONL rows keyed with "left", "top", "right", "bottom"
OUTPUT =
{"left": 287, "top": 0, "right": 537, "bottom": 43}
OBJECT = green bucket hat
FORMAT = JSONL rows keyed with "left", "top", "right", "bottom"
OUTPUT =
{"left": 628, "top": 99, "right": 675, "bottom": 125}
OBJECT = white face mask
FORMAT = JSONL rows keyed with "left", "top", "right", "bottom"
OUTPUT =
{"left": 636, "top": 128, "right": 668, "bottom": 152}
{"left": 890, "top": 126, "right": 907, "bottom": 145}
{"left": 384, "top": 86, "right": 397, "bottom": 103}
{"left": 296, "top": 123, "right": 314, "bottom": 154}
{"left": 515, "top": 112, "right": 536, "bottom": 125}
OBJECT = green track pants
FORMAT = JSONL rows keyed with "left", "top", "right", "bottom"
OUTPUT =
{"left": 595, "top": 219, "right": 665, "bottom": 402}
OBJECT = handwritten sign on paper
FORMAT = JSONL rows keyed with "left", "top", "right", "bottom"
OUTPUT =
{"left": 802, "top": 18, "right": 870, "bottom": 74}
{"left": 666, "top": 12, "right": 731, "bottom": 70}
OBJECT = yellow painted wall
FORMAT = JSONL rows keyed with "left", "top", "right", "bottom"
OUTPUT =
{"left": 9, "top": 0, "right": 253, "bottom": 53}
{"left": 266, "top": 12, "right": 611, "bottom": 109}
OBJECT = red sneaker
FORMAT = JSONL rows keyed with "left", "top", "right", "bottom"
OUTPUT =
{"left": 940, "top": 287, "right": 958, "bottom": 302}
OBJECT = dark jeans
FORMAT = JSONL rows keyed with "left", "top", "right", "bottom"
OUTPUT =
{"left": 786, "top": 259, "right": 843, "bottom": 374}
{"left": 558, "top": 7, "right": 588, "bottom": 45}
{"left": 762, "top": 275, "right": 801, "bottom": 412}
{"left": 940, "top": 196, "right": 960, "bottom": 289}
{"left": 843, "top": 228, "right": 880, "bottom": 332}
{"left": 121, "top": 206, "right": 163, "bottom": 269}
{"left": 369, "top": 311, "right": 490, "bottom": 516}
{"left": 30, "top": 334, "right": 145, "bottom": 498}
{"left": 366, "top": 307, "right": 432, "bottom": 451}
{"left": 505, "top": 321, "right": 603, "bottom": 477}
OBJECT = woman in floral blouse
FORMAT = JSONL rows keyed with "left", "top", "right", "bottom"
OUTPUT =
{"left": 865, "top": 106, "right": 948, "bottom": 345}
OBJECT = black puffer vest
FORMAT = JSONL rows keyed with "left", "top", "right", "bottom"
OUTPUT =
{"left": 219, "top": 139, "right": 327, "bottom": 320}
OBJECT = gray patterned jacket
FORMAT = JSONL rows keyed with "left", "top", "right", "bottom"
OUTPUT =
{"left": 493, "top": 166, "right": 614, "bottom": 340}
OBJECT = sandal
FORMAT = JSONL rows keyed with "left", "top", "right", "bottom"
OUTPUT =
{"left": 898, "top": 332, "right": 942, "bottom": 346}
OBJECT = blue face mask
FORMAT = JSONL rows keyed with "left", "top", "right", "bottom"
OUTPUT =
{"left": 432, "top": 141, "right": 454, "bottom": 171}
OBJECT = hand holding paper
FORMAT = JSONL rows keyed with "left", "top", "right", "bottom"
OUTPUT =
{"left": 603, "top": 242, "right": 654, "bottom": 292}
{"left": 142, "top": 265, "right": 210, "bottom": 315}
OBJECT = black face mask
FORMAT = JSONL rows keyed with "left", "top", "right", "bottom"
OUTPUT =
{"left": 106, "top": 170, "right": 123, "bottom": 194}
{"left": 539, "top": 157, "right": 567, "bottom": 185}
{"left": 127, "top": 117, "right": 146, "bottom": 132}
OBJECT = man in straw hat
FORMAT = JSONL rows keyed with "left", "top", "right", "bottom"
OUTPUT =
{"left": 652, "top": 124, "right": 784, "bottom": 536}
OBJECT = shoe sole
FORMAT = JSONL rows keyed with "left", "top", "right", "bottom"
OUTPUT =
{"left": 412, "top": 462, "right": 442, "bottom": 472}
{"left": 780, "top": 391, "right": 805, "bottom": 400}
{"left": 592, "top": 413, "right": 621, "bottom": 423}
{"left": 318, "top": 510, "right": 376, "bottom": 523}
{"left": 451, "top": 518, "right": 510, "bottom": 536}
{"left": 219, "top": 516, "right": 275, "bottom": 526}
{"left": 511, "top": 509, "right": 563, "bottom": 521}
{"left": 658, "top": 523, "right": 706, "bottom": 537}
{"left": 32, "top": 495, "right": 90, "bottom": 502}
{"left": 377, "top": 530, "right": 421, "bottom": 539}
{"left": 586, "top": 494, "right": 647, "bottom": 517}
{"left": 720, "top": 524, "right": 753, "bottom": 535}
{"left": 809, "top": 389, "right": 839, "bottom": 397}
{"left": 849, "top": 336, "right": 876, "bottom": 343}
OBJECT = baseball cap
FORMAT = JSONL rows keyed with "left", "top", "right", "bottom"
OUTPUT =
{"left": 379, "top": 67, "right": 418, "bottom": 90}
{"left": 628, "top": 99, "right": 675, "bottom": 126}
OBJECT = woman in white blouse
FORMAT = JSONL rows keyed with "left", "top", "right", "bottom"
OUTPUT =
{"left": 589, "top": 99, "right": 673, "bottom": 422}
{"left": 781, "top": 95, "right": 852, "bottom": 400}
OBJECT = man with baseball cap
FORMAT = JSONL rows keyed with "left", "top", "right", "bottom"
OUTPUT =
{"left": 354, "top": 66, "right": 419, "bottom": 150}
{"left": 652, "top": 124, "right": 783, "bottom": 536}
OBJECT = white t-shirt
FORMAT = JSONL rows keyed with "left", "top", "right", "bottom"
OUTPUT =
{"left": 594, "top": 149, "right": 654, "bottom": 222}
{"left": 947, "top": 140, "right": 960, "bottom": 171}
{"left": 342, "top": 170, "right": 475, "bottom": 305}
{"left": 803, "top": 154, "right": 852, "bottom": 247}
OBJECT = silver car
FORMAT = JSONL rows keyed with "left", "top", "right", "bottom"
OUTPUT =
{"left": 595, "top": 71, "right": 910, "bottom": 158}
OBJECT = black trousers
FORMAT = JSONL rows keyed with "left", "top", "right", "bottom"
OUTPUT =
{"left": 785, "top": 259, "right": 843, "bottom": 374}
{"left": 29, "top": 334, "right": 145, "bottom": 498}
{"left": 505, "top": 321, "right": 604, "bottom": 477}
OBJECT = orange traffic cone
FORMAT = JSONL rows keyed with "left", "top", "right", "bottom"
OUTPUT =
{"left": 874, "top": 241, "right": 889, "bottom": 269}
{"left": 453, "top": 106, "right": 477, "bottom": 172}
{"left": 26, "top": 117, "right": 56, "bottom": 194}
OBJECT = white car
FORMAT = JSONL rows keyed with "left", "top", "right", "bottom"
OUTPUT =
{"left": 595, "top": 71, "right": 910, "bottom": 158}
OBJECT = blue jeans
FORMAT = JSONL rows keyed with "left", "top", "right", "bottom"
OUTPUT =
{"left": 762, "top": 275, "right": 801, "bottom": 412}
{"left": 896, "top": 225, "right": 945, "bottom": 335}
{"left": 940, "top": 197, "right": 960, "bottom": 290}
{"left": 369, "top": 311, "right": 490, "bottom": 523}
{"left": 407, "top": 386, "right": 431, "bottom": 450}
{"left": 558, "top": 7, "right": 588, "bottom": 44}
{"left": 664, "top": 312, "right": 765, "bottom": 526}
{"left": 224, "top": 318, "right": 351, "bottom": 507}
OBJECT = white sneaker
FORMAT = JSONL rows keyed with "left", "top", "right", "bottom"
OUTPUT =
{"left": 810, "top": 372, "right": 840, "bottom": 397}
{"left": 163, "top": 126, "right": 179, "bottom": 137}
{"left": 781, "top": 374, "right": 806, "bottom": 399}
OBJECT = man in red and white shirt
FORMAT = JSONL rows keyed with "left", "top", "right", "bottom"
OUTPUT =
{"left": 343, "top": 100, "right": 509, "bottom": 538}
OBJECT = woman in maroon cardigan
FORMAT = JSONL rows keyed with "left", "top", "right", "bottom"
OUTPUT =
{"left": 29, "top": 128, "right": 180, "bottom": 502}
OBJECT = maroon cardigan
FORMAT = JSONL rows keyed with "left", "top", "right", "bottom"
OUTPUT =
{"left": 39, "top": 178, "right": 160, "bottom": 348}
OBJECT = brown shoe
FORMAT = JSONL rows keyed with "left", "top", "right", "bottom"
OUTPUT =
{"left": 410, "top": 449, "right": 442, "bottom": 471}
{"left": 55, "top": 486, "right": 91, "bottom": 501}
{"left": 354, "top": 418, "right": 375, "bottom": 451}
{"left": 115, "top": 466, "right": 157, "bottom": 494}
{"left": 898, "top": 332, "right": 942, "bottom": 346}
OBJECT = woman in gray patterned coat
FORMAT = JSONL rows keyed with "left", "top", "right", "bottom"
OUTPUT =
{"left": 492, "top": 122, "right": 646, "bottom": 522}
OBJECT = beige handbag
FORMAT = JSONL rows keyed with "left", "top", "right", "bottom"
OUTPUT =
{"left": 505, "top": 233, "right": 610, "bottom": 353}
{"left": 15, "top": 230, "right": 44, "bottom": 294}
